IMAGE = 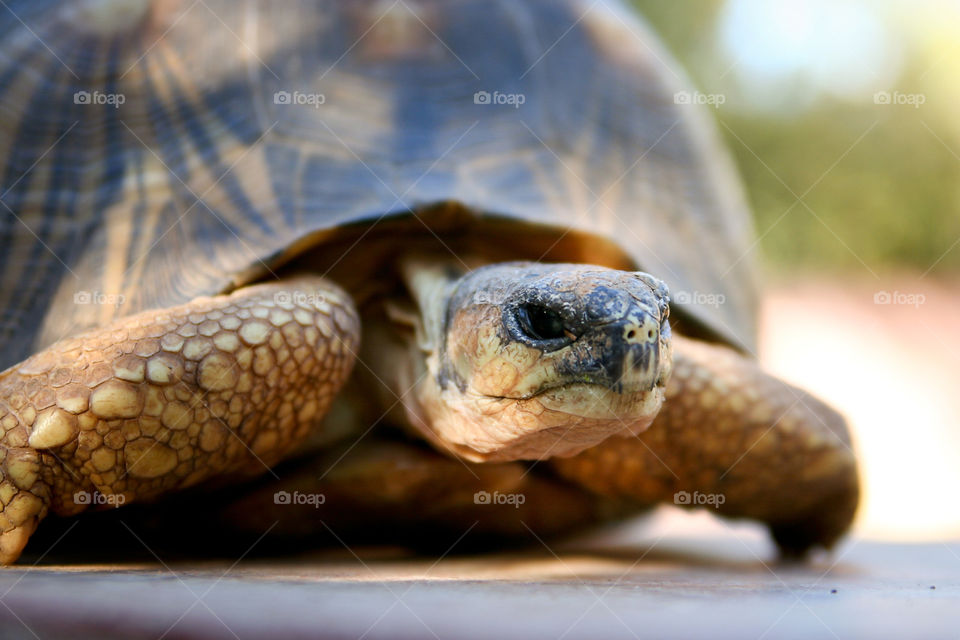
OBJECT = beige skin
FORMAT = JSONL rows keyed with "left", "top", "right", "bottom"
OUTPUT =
{"left": 0, "top": 257, "right": 858, "bottom": 563}
{"left": 389, "top": 260, "right": 672, "bottom": 462}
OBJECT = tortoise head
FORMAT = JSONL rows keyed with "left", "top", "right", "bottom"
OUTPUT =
{"left": 403, "top": 261, "right": 672, "bottom": 462}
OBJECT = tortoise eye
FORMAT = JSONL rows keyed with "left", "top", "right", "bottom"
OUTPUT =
{"left": 517, "top": 304, "right": 568, "bottom": 342}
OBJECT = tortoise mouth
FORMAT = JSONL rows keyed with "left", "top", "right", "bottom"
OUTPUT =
{"left": 519, "top": 381, "right": 665, "bottom": 423}
{"left": 438, "top": 381, "right": 667, "bottom": 463}
{"left": 496, "top": 370, "right": 669, "bottom": 402}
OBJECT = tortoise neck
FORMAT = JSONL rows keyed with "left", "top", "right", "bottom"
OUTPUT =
{"left": 397, "top": 254, "right": 469, "bottom": 354}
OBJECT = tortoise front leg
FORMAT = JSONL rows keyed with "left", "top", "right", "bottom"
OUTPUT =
{"left": 550, "top": 335, "right": 859, "bottom": 556}
{"left": 0, "top": 276, "right": 358, "bottom": 564}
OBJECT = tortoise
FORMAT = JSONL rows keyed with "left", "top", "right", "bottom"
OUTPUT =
{"left": 0, "top": 0, "right": 858, "bottom": 564}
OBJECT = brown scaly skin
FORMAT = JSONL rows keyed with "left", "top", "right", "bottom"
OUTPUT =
{"left": 550, "top": 336, "right": 859, "bottom": 555}
{"left": 370, "top": 260, "right": 858, "bottom": 556}
{"left": 203, "top": 438, "right": 633, "bottom": 548}
{"left": 112, "top": 344, "right": 857, "bottom": 554}
{"left": 0, "top": 261, "right": 858, "bottom": 563}
{"left": 327, "top": 331, "right": 857, "bottom": 556}
{"left": 0, "top": 276, "right": 358, "bottom": 564}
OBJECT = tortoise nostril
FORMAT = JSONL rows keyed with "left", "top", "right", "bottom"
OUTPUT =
{"left": 624, "top": 323, "right": 657, "bottom": 344}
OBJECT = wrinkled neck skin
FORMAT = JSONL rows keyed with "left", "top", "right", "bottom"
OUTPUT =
{"left": 373, "top": 255, "right": 673, "bottom": 463}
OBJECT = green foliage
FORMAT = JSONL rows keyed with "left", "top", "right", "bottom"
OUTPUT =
{"left": 633, "top": 1, "right": 960, "bottom": 274}
{"left": 723, "top": 102, "right": 960, "bottom": 273}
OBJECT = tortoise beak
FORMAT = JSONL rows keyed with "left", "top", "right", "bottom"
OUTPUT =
{"left": 556, "top": 292, "right": 671, "bottom": 394}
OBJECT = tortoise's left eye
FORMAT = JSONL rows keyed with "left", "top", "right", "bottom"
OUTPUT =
{"left": 517, "top": 304, "right": 567, "bottom": 342}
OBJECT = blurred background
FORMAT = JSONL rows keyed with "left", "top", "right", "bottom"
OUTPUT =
{"left": 632, "top": 0, "right": 960, "bottom": 542}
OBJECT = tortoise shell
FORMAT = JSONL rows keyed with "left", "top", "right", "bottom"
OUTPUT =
{"left": 0, "top": 0, "right": 757, "bottom": 371}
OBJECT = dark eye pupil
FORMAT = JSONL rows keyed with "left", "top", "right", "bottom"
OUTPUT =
{"left": 520, "top": 305, "right": 567, "bottom": 341}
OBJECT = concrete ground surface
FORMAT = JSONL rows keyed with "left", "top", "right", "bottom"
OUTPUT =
{"left": 0, "top": 276, "right": 956, "bottom": 639}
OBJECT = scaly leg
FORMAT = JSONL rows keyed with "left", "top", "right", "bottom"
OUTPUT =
{"left": 550, "top": 335, "right": 859, "bottom": 556}
{"left": 0, "top": 276, "right": 358, "bottom": 564}
{"left": 199, "top": 437, "right": 629, "bottom": 548}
